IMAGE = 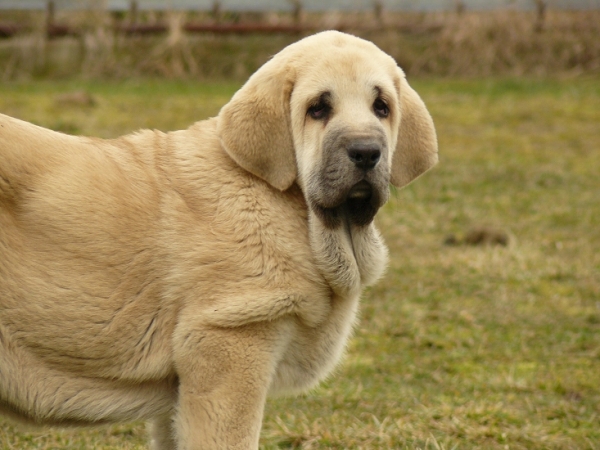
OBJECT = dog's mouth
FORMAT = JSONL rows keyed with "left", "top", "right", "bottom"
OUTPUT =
{"left": 346, "top": 180, "right": 373, "bottom": 201}
{"left": 311, "top": 180, "right": 384, "bottom": 229}
{"left": 343, "top": 180, "right": 380, "bottom": 227}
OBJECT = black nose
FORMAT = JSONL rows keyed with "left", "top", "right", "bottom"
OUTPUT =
{"left": 347, "top": 143, "right": 381, "bottom": 170}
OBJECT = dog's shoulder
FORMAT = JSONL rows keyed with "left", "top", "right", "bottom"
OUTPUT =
{"left": 159, "top": 118, "right": 330, "bottom": 327}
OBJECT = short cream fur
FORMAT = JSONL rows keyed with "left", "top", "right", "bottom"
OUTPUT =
{"left": 0, "top": 31, "right": 437, "bottom": 449}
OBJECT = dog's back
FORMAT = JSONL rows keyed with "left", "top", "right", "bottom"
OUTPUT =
{"left": 0, "top": 114, "right": 180, "bottom": 423}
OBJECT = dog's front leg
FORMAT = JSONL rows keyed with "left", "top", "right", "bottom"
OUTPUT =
{"left": 148, "top": 415, "right": 177, "bottom": 450}
{"left": 173, "top": 322, "right": 277, "bottom": 450}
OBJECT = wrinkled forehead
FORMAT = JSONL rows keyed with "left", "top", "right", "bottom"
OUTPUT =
{"left": 289, "top": 42, "right": 400, "bottom": 103}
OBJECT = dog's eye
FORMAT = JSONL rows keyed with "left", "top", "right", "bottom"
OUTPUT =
{"left": 373, "top": 98, "right": 389, "bottom": 118}
{"left": 307, "top": 102, "right": 331, "bottom": 120}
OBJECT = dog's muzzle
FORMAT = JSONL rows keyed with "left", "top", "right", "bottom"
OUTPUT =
{"left": 308, "top": 135, "right": 390, "bottom": 229}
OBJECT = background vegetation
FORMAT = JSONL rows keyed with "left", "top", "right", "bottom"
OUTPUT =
{"left": 0, "top": 9, "right": 599, "bottom": 80}
{"left": 0, "top": 7, "right": 599, "bottom": 449}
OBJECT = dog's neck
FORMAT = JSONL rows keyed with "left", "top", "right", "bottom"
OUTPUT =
{"left": 308, "top": 211, "right": 388, "bottom": 297}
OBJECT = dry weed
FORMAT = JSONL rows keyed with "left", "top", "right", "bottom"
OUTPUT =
{"left": 0, "top": 9, "right": 598, "bottom": 80}
{"left": 407, "top": 10, "right": 600, "bottom": 76}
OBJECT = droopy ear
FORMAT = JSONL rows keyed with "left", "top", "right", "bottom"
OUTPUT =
{"left": 217, "top": 59, "right": 297, "bottom": 191}
{"left": 390, "top": 72, "right": 439, "bottom": 188}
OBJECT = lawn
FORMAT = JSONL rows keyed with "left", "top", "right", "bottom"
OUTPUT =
{"left": 0, "top": 77, "right": 599, "bottom": 449}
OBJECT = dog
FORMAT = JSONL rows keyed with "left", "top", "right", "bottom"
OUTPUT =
{"left": 0, "top": 31, "right": 437, "bottom": 449}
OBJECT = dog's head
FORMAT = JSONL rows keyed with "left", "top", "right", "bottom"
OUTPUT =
{"left": 218, "top": 31, "right": 437, "bottom": 228}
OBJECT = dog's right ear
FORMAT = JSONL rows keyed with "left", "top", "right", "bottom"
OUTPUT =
{"left": 217, "top": 59, "right": 297, "bottom": 191}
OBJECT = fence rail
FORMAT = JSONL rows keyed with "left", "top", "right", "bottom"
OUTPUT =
{"left": 1, "top": 0, "right": 599, "bottom": 12}
{"left": 0, "top": 0, "right": 598, "bottom": 39}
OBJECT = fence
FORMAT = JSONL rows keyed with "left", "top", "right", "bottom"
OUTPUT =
{"left": 1, "top": 0, "right": 599, "bottom": 12}
{"left": 2, "top": 0, "right": 597, "bottom": 38}
{"left": 1, "top": 0, "right": 598, "bottom": 79}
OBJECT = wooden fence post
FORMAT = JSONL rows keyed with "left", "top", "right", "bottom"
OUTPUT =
{"left": 291, "top": 1, "right": 303, "bottom": 25}
{"left": 454, "top": 0, "right": 465, "bottom": 15}
{"left": 46, "top": 0, "right": 55, "bottom": 38}
{"left": 212, "top": 1, "right": 222, "bottom": 24}
{"left": 129, "top": 0, "right": 138, "bottom": 25}
{"left": 373, "top": 0, "right": 383, "bottom": 26}
{"left": 534, "top": 0, "right": 546, "bottom": 32}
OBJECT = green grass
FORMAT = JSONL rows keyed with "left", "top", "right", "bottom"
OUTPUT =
{"left": 1, "top": 77, "right": 599, "bottom": 449}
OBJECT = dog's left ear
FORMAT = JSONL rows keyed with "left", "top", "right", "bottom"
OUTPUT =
{"left": 390, "top": 72, "right": 438, "bottom": 188}
{"left": 217, "top": 59, "right": 297, "bottom": 191}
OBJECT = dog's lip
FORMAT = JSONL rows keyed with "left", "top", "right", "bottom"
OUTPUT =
{"left": 346, "top": 180, "right": 372, "bottom": 200}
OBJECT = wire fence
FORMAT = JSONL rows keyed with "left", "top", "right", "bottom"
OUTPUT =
{"left": 0, "top": 0, "right": 599, "bottom": 11}
{"left": 2, "top": 0, "right": 598, "bottom": 39}
{"left": 1, "top": 0, "right": 598, "bottom": 79}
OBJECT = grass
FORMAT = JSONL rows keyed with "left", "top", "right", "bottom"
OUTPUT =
{"left": 0, "top": 77, "right": 599, "bottom": 449}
